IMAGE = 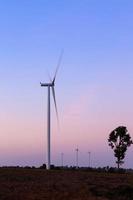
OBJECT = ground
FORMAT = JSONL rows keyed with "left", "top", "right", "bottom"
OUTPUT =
{"left": 0, "top": 168, "right": 133, "bottom": 200}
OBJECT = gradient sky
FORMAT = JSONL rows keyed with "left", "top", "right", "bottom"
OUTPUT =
{"left": 0, "top": 0, "right": 133, "bottom": 168}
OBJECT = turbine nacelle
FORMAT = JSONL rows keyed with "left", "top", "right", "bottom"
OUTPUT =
{"left": 40, "top": 82, "right": 54, "bottom": 87}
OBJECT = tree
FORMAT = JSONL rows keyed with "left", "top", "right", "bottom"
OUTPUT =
{"left": 108, "top": 126, "right": 133, "bottom": 169}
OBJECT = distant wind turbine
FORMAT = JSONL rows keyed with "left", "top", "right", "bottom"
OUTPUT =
{"left": 61, "top": 153, "right": 64, "bottom": 167}
{"left": 75, "top": 147, "right": 79, "bottom": 169}
{"left": 40, "top": 51, "right": 63, "bottom": 170}
{"left": 88, "top": 151, "right": 91, "bottom": 168}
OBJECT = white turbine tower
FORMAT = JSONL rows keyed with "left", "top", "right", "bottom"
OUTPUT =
{"left": 61, "top": 152, "right": 64, "bottom": 167}
{"left": 75, "top": 147, "right": 79, "bottom": 169}
{"left": 88, "top": 151, "right": 91, "bottom": 168}
{"left": 40, "top": 51, "right": 63, "bottom": 170}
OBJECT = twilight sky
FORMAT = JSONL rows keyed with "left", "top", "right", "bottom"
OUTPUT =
{"left": 0, "top": 0, "right": 133, "bottom": 168}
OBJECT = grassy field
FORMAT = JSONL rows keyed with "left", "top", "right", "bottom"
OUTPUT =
{"left": 0, "top": 168, "right": 133, "bottom": 200}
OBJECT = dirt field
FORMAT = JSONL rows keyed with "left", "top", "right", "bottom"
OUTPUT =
{"left": 0, "top": 168, "right": 133, "bottom": 200}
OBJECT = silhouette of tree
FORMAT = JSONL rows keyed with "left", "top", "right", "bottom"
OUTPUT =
{"left": 108, "top": 126, "right": 132, "bottom": 169}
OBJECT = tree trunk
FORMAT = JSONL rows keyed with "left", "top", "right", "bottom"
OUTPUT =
{"left": 117, "top": 162, "right": 119, "bottom": 169}
{"left": 117, "top": 158, "right": 120, "bottom": 169}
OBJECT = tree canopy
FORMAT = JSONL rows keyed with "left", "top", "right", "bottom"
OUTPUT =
{"left": 108, "top": 126, "right": 133, "bottom": 169}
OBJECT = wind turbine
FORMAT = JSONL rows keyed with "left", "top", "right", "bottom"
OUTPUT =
{"left": 88, "top": 151, "right": 91, "bottom": 168}
{"left": 75, "top": 147, "right": 79, "bottom": 169}
{"left": 40, "top": 51, "right": 63, "bottom": 170}
{"left": 61, "top": 152, "right": 64, "bottom": 167}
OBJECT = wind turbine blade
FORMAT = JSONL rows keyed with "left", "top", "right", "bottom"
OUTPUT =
{"left": 53, "top": 49, "right": 64, "bottom": 83}
{"left": 52, "top": 86, "right": 59, "bottom": 125}
{"left": 45, "top": 68, "right": 52, "bottom": 83}
{"left": 47, "top": 70, "right": 52, "bottom": 83}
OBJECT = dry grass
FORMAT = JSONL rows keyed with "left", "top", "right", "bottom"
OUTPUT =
{"left": 0, "top": 168, "right": 133, "bottom": 200}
